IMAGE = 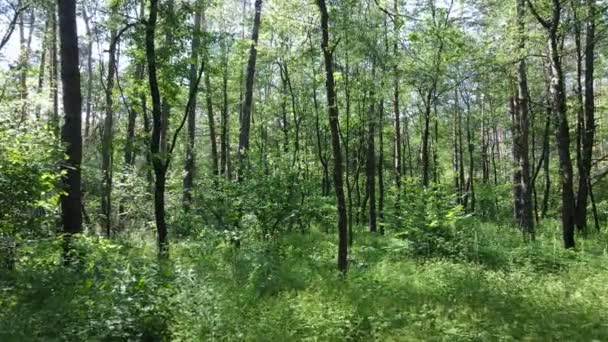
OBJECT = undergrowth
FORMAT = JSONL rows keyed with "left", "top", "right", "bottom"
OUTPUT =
{"left": 1, "top": 220, "right": 607, "bottom": 341}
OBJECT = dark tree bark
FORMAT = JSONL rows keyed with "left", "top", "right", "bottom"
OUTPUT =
{"left": 183, "top": 3, "right": 202, "bottom": 212}
{"left": 220, "top": 35, "right": 230, "bottom": 178}
{"left": 392, "top": 0, "right": 401, "bottom": 189}
{"left": 461, "top": 89, "right": 475, "bottom": 212}
{"left": 574, "top": 0, "right": 596, "bottom": 233}
{"left": 145, "top": 0, "right": 168, "bottom": 257}
{"left": 58, "top": 0, "right": 83, "bottom": 259}
{"left": 378, "top": 100, "right": 385, "bottom": 235}
{"left": 203, "top": 8, "right": 219, "bottom": 177}
{"left": 309, "top": 35, "right": 330, "bottom": 196}
{"left": 0, "top": 4, "right": 28, "bottom": 52}
{"left": 238, "top": 0, "right": 263, "bottom": 180}
{"left": 366, "top": 91, "right": 377, "bottom": 233}
{"left": 317, "top": 0, "right": 348, "bottom": 273}
{"left": 101, "top": 28, "right": 117, "bottom": 237}
{"left": 528, "top": 0, "right": 575, "bottom": 248}
{"left": 511, "top": 96, "right": 523, "bottom": 221}
{"left": 541, "top": 106, "right": 551, "bottom": 219}
{"left": 513, "top": 0, "right": 535, "bottom": 239}
{"left": 421, "top": 88, "right": 433, "bottom": 187}
{"left": 124, "top": 63, "right": 142, "bottom": 167}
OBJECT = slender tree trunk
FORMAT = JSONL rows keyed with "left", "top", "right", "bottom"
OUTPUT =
{"left": 49, "top": 4, "right": 59, "bottom": 137}
{"left": 378, "top": 100, "right": 385, "bottom": 235}
{"left": 220, "top": 36, "right": 230, "bottom": 178}
{"left": 35, "top": 19, "right": 49, "bottom": 119}
{"left": 101, "top": 29, "right": 117, "bottom": 237}
{"left": 462, "top": 90, "right": 476, "bottom": 212}
{"left": 421, "top": 90, "right": 433, "bottom": 187}
{"left": 238, "top": 0, "right": 263, "bottom": 180}
{"left": 309, "top": 36, "right": 330, "bottom": 195}
{"left": 433, "top": 101, "right": 439, "bottom": 183}
{"left": 183, "top": 3, "right": 202, "bottom": 212}
{"left": 317, "top": 0, "right": 348, "bottom": 273}
{"left": 17, "top": 8, "right": 28, "bottom": 121}
{"left": 124, "top": 64, "right": 142, "bottom": 167}
{"left": 511, "top": 96, "right": 523, "bottom": 221}
{"left": 456, "top": 89, "right": 465, "bottom": 205}
{"left": 58, "top": 0, "right": 83, "bottom": 260}
{"left": 82, "top": 6, "right": 93, "bottom": 137}
{"left": 574, "top": 0, "right": 596, "bottom": 233}
{"left": 159, "top": 0, "right": 174, "bottom": 168}
{"left": 203, "top": 8, "right": 219, "bottom": 177}
{"left": 367, "top": 89, "right": 377, "bottom": 233}
{"left": 146, "top": 0, "right": 168, "bottom": 257}
{"left": 392, "top": 0, "right": 401, "bottom": 189}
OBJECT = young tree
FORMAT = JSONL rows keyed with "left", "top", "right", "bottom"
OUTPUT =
{"left": 238, "top": 0, "right": 263, "bottom": 180}
{"left": 183, "top": 1, "right": 202, "bottom": 211}
{"left": 316, "top": 0, "right": 348, "bottom": 273}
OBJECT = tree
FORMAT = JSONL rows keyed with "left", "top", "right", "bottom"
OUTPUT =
{"left": 513, "top": 0, "right": 535, "bottom": 239}
{"left": 238, "top": 0, "right": 263, "bottom": 180}
{"left": 145, "top": 0, "right": 168, "bottom": 256}
{"left": 101, "top": 26, "right": 117, "bottom": 237}
{"left": 528, "top": 0, "right": 576, "bottom": 248}
{"left": 183, "top": 0, "right": 202, "bottom": 211}
{"left": 574, "top": 0, "right": 596, "bottom": 232}
{"left": 316, "top": 0, "right": 348, "bottom": 273}
{"left": 58, "top": 0, "right": 83, "bottom": 258}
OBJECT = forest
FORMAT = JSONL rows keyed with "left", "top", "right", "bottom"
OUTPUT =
{"left": 0, "top": 0, "right": 608, "bottom": 340}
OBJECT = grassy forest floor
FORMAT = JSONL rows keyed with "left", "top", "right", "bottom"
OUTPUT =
{"left": 1, "top": 220, "right": 608, "bottom": 341}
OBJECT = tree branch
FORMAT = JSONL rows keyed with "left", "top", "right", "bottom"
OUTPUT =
{"left": 0, "top": 5, "right": 29, "bottom": 51}
{"left": 526, "top": 0, "right": 551, "bottom": 29}
{"left": 166, "top": 57, "right": 206, "bottom": 170}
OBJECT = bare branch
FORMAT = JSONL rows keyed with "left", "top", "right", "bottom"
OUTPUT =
{"left": 0, "top": 4, "right": 29, "bottom": 51}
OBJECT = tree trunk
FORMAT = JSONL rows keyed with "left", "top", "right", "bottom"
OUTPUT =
{"left": 317, "top": 0, "right": 348, "bottom": 273}
{"left": 183, "top": 3, "right": 202, "bottom": 212}
{"left": 421, "top": 90, "right": 433, "bottom": 187}
{"left": 82, "top": 5, "right": 93, "bottom": 137}
{"left": 514, "top": 0, "right": 535, "bottom": 239}
{"left": 529, "top": 0, "right": 576, "bottom": 248}
{"left": 101, "top": 28, "right": 117, "bottom": 237}
{"left": 124, "top": 64, "right": 142, "bottom": 167}
{"left": 378, "top": 100, "right": 385, "bottom": 235}
{"left": 35, "top": 19, "right": 49, "bottom": 119}
{"left": 146, "top": 0, "right": 168, "bottom": 257}
{"left": 203, "top": 6, "right": 219, "bottom": 177}
{"left": 392, "top": 0, "right": 401, "bottom": 189}
{"left": 58, "top": 0, "right": 83, "bottom": 260}
{"left": 49, "top": 4, "right": 59, "bottom": 137}
{"left": 238, "top": 0, "right": 263, "bottom": 180}
{"left": 309, "top": 37, "right": 330, "bottom": 196}
{"left": 220, "top": 36, "right": 230, "bottom": 178}
{"left": 367, "top": 91, "right": 376, "bottom": 233}
{"left": 574, "top": 0, "right": 596, "bottom": 233}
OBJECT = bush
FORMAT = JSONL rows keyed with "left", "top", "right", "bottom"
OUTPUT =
{"left": 387, "top": 179, "right": 468, "bottom": 258}
{"left": 0, "top": 123, "right": 61, "bottom": 269}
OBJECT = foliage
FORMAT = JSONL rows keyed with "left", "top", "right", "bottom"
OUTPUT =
{"left": 0, "top": 123, "right": 61, "bottom": 268}
{"left": 2, "top": 222, "right": 608, "bottom": 341}
{"left": 387, "top": 179, "right": 468, "bottom": 258}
